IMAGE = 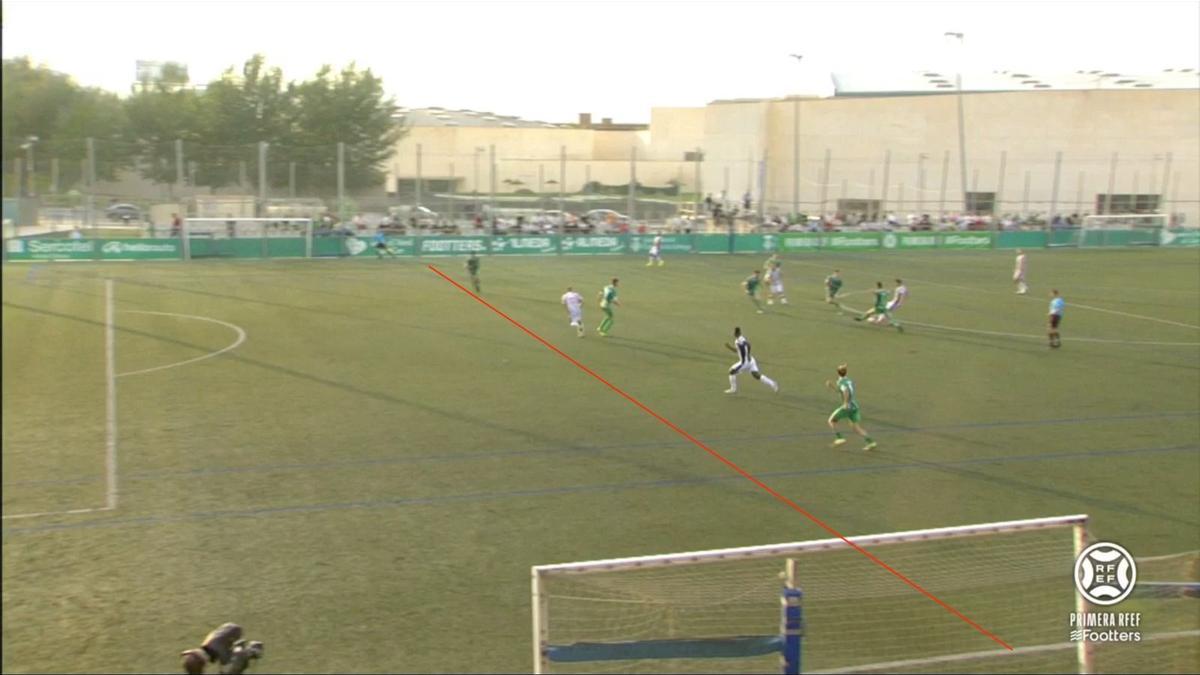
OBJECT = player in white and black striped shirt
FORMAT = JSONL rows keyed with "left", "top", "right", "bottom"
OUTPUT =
{"left": 723, "top": 327, "right": 780, "bottom": 394}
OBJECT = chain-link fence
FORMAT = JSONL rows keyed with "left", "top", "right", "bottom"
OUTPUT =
{"left": 3, "top": 137, "right": 1196, "bottom": 237}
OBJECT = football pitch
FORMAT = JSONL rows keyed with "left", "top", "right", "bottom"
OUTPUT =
{"left": 3, "top": 248, "right": 1198, "bottom": 673}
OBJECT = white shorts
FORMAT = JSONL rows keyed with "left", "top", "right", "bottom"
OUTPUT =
{"left": 771, "top": 281, "right": 784, "bottom": 294}
{"left": 886, "top": 300, "right": 902, "bottom": 312}
{"left": 729, "top": 357, "right": 759, "bottom": 375}
{"left": 568, "top": 308, "right": 583, "bottom": 325}
{"left": 1013, "top": 271, "right": 1025, "bottom": 282}
{"left": 649, "top": 248, "right": 661, "bottom": 257}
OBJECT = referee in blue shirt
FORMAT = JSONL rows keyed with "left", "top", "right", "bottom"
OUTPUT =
{"left": 1048, "top": 289, "right": 1065, "bottom": 348}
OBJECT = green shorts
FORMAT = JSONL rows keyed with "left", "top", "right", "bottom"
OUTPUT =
{"left": 829, "top": 406, "right": 861, "bottom": 424}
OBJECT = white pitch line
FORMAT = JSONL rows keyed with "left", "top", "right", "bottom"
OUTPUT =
{"left": 2, "top": 506, "right": 114, "bottom": 521}
{"left": 906, "top": 320, "right": 1200, "bottom": 346}
{"left": 1137, "top": 549, "right": 1200, "bottom": 563}
{"left": 116, "top": 311, "right": 248, "bottom": 378}
{"left": 106, "top": 279, "right": 118, "bottom": 510}
{"left": 1064, "top": 300, "right": 1200, "bottom": 330}
{"left": 811, "top": 629, "right": 1200, "bottom": 674}
{"left": 836, "top": 302, "right": 1200, "bottom": 347}
{"left": 3, "top": 278, "right": 121, "bottom": 522}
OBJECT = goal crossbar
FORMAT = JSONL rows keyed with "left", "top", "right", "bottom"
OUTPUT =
{"left": 534, "top": 514, "right": 1088, "bottom": 575}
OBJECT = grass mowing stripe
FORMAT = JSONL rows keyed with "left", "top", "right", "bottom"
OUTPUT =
{"left": 5, "top": 444, "right": 1194, "bottom": 536}
{"left": 6, "top": 410, "right": 1196, "bottom": 487}
{"left": 425, "top": 263, "right": 1016, "bottom": 651}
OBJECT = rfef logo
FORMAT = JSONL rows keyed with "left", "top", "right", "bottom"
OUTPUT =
{"left": 1074, "top": 542, "right": 1137, "bottom": 606}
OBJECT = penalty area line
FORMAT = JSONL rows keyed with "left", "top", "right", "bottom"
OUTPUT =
{"left": 427, "top": 263, "right": 1014, "bottom": 652}
{"left": 4, "top": 278, "right": 119, "bottom": 521}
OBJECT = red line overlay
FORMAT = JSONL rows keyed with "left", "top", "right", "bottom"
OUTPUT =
{"left": 428, "top": 264, "right": 1013, "bottom": 651}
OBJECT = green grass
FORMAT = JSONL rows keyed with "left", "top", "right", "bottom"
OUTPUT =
{"left": 3, "top": 248, "right": 1199, "bottom": 673}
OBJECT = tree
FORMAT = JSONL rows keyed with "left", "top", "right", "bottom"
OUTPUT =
{"left": 288, "top": 63, "right": 403, "bottom": 194}
{"left": 124, "top": 85, "right": 203, "bottom": 186}
{"left": 2, "top": 58, "right": 132, "bottom": 189}
{"left": 191, "top": 54, "right": 296, "bottom": 192}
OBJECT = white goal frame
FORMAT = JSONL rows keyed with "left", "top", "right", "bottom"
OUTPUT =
{"left": 1049, "top": 213, "right": 1169, "bottom": 248}
{"left": 532, "top": 514, "right": 1092, "bottom": 674}
{"left": 182, "top": 217, "right": 315, "bottom": 258}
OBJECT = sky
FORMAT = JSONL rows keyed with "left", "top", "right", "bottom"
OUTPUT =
{"left": 3, "top": 0, "right": 1198, "bottom": 123}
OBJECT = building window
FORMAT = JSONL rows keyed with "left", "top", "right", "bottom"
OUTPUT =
{"left": 683, "top": 151, "right": 705, "bottom": 162}
{"left": 837, "top": 198, "right": 881, "bottom": 221}
{"left": 965, "top": 192, "right": 995, "bottom": 215}
{"left": 1095, "top": 193, "right": 1161, "bottom": 214}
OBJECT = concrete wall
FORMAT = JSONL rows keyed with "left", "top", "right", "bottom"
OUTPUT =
{"left": 386, "top": 88, "right": 1200, "bottom": 223}
{"left": 755, "top": 89, "right": 1199, "bottom": 223}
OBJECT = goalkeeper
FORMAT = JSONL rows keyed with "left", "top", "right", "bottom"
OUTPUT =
{"left": 180, "top": 623, "right": 264, "bottom": 674}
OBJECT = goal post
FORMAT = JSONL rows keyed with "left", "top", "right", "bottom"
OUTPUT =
{"left": 532, "top": 514, "right": 1091, "bottom": 674}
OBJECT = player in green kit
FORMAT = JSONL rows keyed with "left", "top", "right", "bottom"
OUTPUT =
{"left": 855, "top": 281, "right": 889, "bottom": 323}
{"left": 825, "top": 269, "right": 843, "bottom": 305}
{"left": 464, "top": 253, "right": 481, "bottom": 294}
{"left": 743, "top": 269, "right": 765, "bottom": 314}
{"left": 825, "top": 364, "right": 877, "bottom": 451}
{"left": 597, "top": 277, "right": 619, "bottom": 336}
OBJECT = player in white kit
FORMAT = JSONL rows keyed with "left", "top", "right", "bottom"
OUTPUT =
{"left": 646, "top": 234, "right": 664, "bottom": 266}
{"left": 883, "top": 278, "right": 907, "bottom": 331}
{"left": 723, "top": 327, "right": 780, "bottom": 394}
{"left": 1013, "top": 249, "right": 1029, "bottom": 294}
{"left": 766, "top": 261, "right": 788, "bottom": 305}
{"left": 561, "top": 287, "right": 585, "bottom": 337}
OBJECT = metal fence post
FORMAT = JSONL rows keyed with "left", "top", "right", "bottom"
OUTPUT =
{"left": 792, "top": 99, "right": 800, "bottom": 216}
{"left": 996, "top": 151, "right": 1007, "bottom": 216}
{"left": 628, "top": 146, "right": 637, "bottom": 222}
{"left": 86, "top": 137, "right": 96, "bottom": 228}
{"left": 1104, "top": 151, "right": 1118, "bottom": 214}
{"left": 258, "top": 141, "right": 268, "bottom": 217}
{"left": 416, "top": 143, "right": 423, "bottom": 209}
{"left": 819, "top": 149, "right": 831, "bottom": 217}
{"left": 337, "top": 142, "right": 346, "bottom": 222}
{"left": 880, "top": 149, "right": 891, "bottom": 218}
{"left": 559, "top": 145, "right": 566, "bottom": 232}
{"left": 1160, "top": 152, "right": 1173, "bottom": 217}
{"left": 176, "top": 139, "right": 185, "bottom": 198}
{"left": 1049, "top": 151, "right": 1062, "bottom": 222}
{"left": 938, "top": 149, "right": 949, "bottom": 218}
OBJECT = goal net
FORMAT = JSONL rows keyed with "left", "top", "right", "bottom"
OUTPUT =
{"left": 534, "top": 515, "right": 1099, "bottom": 674}
{"left": 182, "top": 218, "right": 314, "bottom": 258}
{"left": 1049, "top": 214, "right": 1167, "bottom": 248}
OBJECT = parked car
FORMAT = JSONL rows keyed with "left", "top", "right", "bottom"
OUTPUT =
{"left": 581, "top": 209, "right": 631, "bottom": 231}
{"left": 388, "top": 205, "right": 440, "bottom": 228}
{"left": 105, "top": 203, "right": 142, "bottom": 222}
